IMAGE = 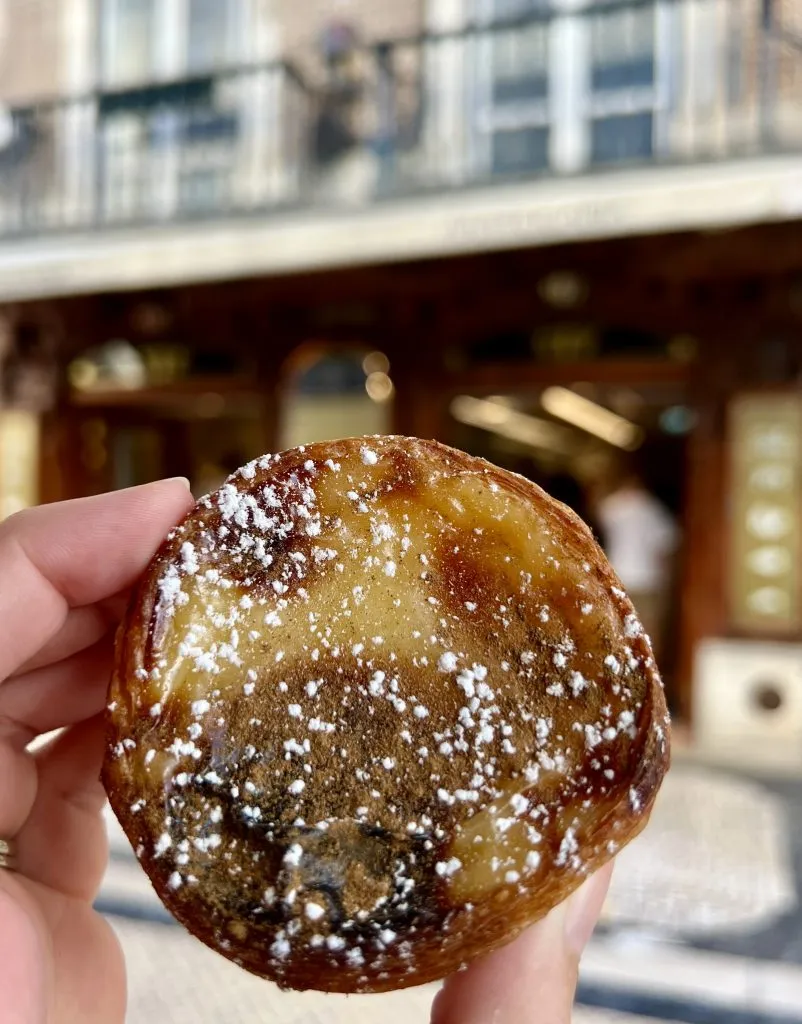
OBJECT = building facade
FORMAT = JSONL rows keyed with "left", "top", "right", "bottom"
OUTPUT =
{"left": 0, "top": 0, "right": 801, "bottom": 238}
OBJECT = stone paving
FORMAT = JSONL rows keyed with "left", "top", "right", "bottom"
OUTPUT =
{"left": 116, "top": 909, "right": 670, "bottom": 1024}
{"left": 109, "top": 867, "right": 663, "bottom": 1023}
{"left": 101, "top": 759, "right": 802, "bottom": 1023}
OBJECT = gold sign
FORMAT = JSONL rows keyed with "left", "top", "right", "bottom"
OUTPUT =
{"left": 0, "top": 410, "right": 40, "bottom": 519}
{"left": 729, "top": 393, "right": 802, "bottom": 632}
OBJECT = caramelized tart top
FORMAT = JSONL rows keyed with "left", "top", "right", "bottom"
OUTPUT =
{"left": 103, "top": 436, "right": 669, "bottom": 993}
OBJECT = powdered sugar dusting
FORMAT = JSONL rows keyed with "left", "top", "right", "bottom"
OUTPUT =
{"left": 110, "top": 435, "right": 666, "bottom": 990}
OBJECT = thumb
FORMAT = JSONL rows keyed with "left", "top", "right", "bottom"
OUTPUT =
{"left": 431, "top": 862, "right": 613, "bottom": 1024}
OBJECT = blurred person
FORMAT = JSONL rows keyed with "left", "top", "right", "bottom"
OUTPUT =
{"left": 0, "top": 480, "right": 610, "bottom": 1023}
{"left": 595, "top": 464, "right": 679, "bottom": 664}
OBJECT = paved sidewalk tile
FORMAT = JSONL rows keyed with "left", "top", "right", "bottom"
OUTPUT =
{"left": 116, "top": 914, "right": 678, "bottom": 1024}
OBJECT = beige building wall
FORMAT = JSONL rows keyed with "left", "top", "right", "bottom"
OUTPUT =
{"left": 0, "top": 0, "right": 66, "bottom": 102}
{"left": 275, "top": 0, "right": 422, "bottom": 67}
{"left": 0, "top": 0, "right": 424, "bottom": 102}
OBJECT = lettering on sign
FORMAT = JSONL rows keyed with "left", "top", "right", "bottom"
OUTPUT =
{"left": 728, "top": 393, "right": 802, "bottom": 633}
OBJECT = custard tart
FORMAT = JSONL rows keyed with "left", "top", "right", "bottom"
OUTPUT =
{"left": 103, "top": 436, "right": 670, "bottom": 993}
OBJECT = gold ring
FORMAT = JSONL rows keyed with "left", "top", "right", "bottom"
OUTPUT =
{"left": 0, "top": 838, "right": 17, "bottom": 871}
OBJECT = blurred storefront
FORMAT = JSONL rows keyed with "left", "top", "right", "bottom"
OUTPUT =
{"left": 4, "top": 227, "right": 800, "bottom": 748}
{"left": 0, "top": 0, "right": 800, "bottom": 751}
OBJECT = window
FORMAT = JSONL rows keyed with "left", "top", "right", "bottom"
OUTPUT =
{"left": 101, "top": 0, "right": 238, "bottom": 82}
{"left": 588, "top": 2, "right": 658, "bottom": 165}
{"left": 101, "top": 0, "right": 155, "bottom": 86}
{"left": 590, "top": 3, "right": 656, "bottom": 91}
{"left": 465, "top": 0, "right": 669, "bottom": 176}
{"left": 492, "top": 18, "right": 549, "bottom": 104}
{"left": 98, "top": 0, "right": 247, "bottom": 218}
{"left": 591, "top": 111, "right": 654, "bottom": 163}
{"left": 492, "top": 125, "right": 549, "bottom": 174}
{"left": 187, "top": 0, "right": 233, "bottom": 72}
{"left": 479, "top": 0, "right": 551, "bottom": 176}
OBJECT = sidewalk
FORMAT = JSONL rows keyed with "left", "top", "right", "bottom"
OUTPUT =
{"left": 101, "top": 759, "right": 802, "bottom": 1023}
{"left": 114, "top": 909, "right": 683, "bottom": 1024}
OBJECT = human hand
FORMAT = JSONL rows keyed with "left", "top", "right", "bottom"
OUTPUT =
{"left": 430, "top": 863, "right": 612, "bottom": 1023}
{"left": 0, "top": 478, "right": 610, "bottom": 1024}
{"left": 0, "top": 480, "right": 194, "bottom": 1024}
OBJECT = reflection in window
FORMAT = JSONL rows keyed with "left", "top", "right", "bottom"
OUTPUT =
{"left": 280, "top": 347, "right": 394, "bottom": 450}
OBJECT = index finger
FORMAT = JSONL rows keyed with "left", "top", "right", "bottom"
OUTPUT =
{"left": 0, "top": 479, "right": 194, "bottom": 682}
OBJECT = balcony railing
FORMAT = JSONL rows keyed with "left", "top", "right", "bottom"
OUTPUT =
{"left": 0, "top": 60, "right": 312, "bottom": 234}
{"left": 0, "top": 0, "right": 799, "bottom": 237}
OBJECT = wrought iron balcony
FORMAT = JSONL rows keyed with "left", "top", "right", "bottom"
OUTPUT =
{"left": 0, "top": 0, "right": 799, "bottom": 238}
{"left": 0, "top": 60, "right": 312, "bottom": 234}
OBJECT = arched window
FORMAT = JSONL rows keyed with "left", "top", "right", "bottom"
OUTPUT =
{"left": 279, "top": 343, "right": 394, "bottom": 450}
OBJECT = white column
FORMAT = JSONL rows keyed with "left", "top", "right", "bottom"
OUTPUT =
{"left": 548, "top": 0, "right": 590, "bottom": 174}
{"left": 153, "top": 0, "right": 188, "bottom": 78}
{"left": 150, "top": 0, "right": 188, "bottom": 218}
{"left": 233, "top": 0, "right": 284, "bottom": 206}
{"left": 249, "top": 0, "right": 281, "bottom": 61}
{"left": 471, "top": 0, "right": 495, "bottom": 178}
{"left": 652, "top": 0, "right": 676, "bottom": 159}
{"left": 60, "top": 0, "right": 97, "bottom": 226}
{"left": 426, "top": 0, "right": 470, "bottom": 183}
{"left": 62, "top": 0, "right": 94, "bottom": 91}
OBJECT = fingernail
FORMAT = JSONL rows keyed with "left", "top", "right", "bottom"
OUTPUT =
{"left": 564, "top": 862, "right": 614, "bottom": 955}
{"left": 164, "top": 477, "right": 191, "bottom": 491}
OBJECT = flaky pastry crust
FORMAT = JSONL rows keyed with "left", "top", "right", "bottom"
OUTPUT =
{"left": 103, "top": 436, "right": 670, "bottom": 993}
